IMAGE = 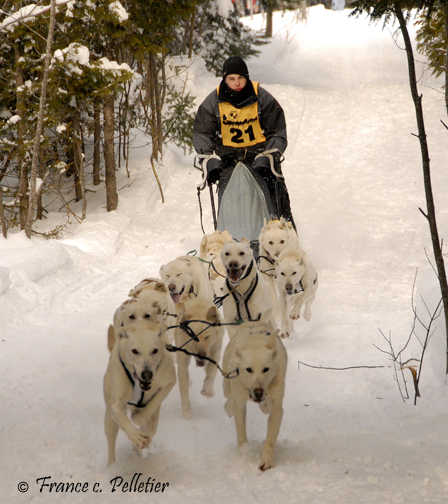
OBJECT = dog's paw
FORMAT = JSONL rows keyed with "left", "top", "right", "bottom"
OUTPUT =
{"left": 259, "top": 450, "right": 274, "bottom": 471}
{"left": 224, "top": 399, "right": 234, "bottom": 418}
{"left": 129, "top": 429, "right": 150, "bottom": 451}
{"left": 279, "top": 331, "right": 290, "bottom": 339}
{"left": 303, "top": 308, "right": 312, "bottom": 321}
{"left": 182, "top": 408, "right": 192, "bottom": 420}
{"left": 259, "top": 459, "right": 274, "bottom": 471}
{"left": 201, "top": 385, "right": 214, "bottom": 398}
{"left": 290, "top": 308, "right": 301, "bottom": 320}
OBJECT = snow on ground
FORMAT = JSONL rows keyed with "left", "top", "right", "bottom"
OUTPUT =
{"left": 1, "top": 5, "right": 448, "bottom": 504}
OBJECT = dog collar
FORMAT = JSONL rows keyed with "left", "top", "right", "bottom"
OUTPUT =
{"left": 119, "top": 356, "right": 152, "bottom": 408}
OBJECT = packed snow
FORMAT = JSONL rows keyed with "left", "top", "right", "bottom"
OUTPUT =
{"left": 2, "top": 6, "right": 448, "bottom": 504}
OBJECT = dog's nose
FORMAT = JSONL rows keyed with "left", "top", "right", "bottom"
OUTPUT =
{"left": 228, "top": 261, "right": 239, "bottom": 269}
{"left": 141, "top": 369, "right": 153, "bottom": 382}
{"left": 168, "top": 283, "right": 176, "bottom": 292}
{"left": 253, "top": 388, "right": 264, "bottom": 400}
{"left": 285, "top": 283, "right": 293, "bottom": 292}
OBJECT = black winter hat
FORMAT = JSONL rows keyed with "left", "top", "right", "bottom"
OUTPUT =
{"left": 222, "top": 56, "right": 249, "bottom": 79}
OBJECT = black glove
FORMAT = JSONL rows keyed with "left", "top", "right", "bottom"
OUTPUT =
{"left": 205, "top": 157, "right": 222, "bottom": 185}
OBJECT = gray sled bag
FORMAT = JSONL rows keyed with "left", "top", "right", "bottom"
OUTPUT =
{"left": 217, "top": 162, "right": 273, "bottom": 242}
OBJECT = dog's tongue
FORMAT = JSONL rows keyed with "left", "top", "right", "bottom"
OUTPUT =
{"left": 229, "top": 269, "right": 241, "bottom": 283}
{"left": 171, "top": 293, "right": 181, "bottom": 304}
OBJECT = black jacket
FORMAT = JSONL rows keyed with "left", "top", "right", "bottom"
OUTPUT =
{"left": 193, "top": 79, "right": 287, "bottom": 163}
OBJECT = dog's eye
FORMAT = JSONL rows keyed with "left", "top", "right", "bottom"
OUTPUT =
{"left": 239, "top": 251, "right": 245, "bottom": 256}
{"left": 280, "top": 240, "right": 285, "bottom": 244}
{"left": 176, "top": 273, "right": 181, "bottom": 277}
{"left": 281, "top": 272, "right": 285, "bottom": 276}
{"left": 152, "top": 348, "right": 159, "bottom": 354}
{"left": 144, "top": 313, "right": 151, "bottom": 319}
{"left": 263, "top": 367, "right": 270, "bottom": 373}
{"left": 292, "top": 271, "right": 296, "bottom": 276}
{"left": 246, "top": 367, "right": 253, "bottom": 373}
{"left": 132, "top": 349, "right": 139, "bottom": 355}
{"left": 129, "top": 315, "right": 135, "bottom": 320}
{"left": 269, "top": 241, "right": 273, "bottom": 245}
{"left": 225, "top": 252, "right": 230, "bottom": 256}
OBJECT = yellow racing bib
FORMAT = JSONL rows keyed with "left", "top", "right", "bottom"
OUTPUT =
{"left": 218, "top": 81, "right": 266, "bottom": 148}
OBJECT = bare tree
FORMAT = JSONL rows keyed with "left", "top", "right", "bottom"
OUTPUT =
{"left": 24, "top": 0, "right": 56, "bottom": 237}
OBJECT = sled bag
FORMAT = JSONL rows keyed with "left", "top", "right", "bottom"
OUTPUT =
{"left": 217, "top": 162, "right": 272, "bottom": 242}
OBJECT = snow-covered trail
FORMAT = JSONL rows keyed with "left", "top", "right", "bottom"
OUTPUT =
{"left": 2, "top": 6, "right": 448, "bottom": 504}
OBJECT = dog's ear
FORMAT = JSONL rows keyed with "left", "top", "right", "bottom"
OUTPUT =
{"left": 154, "top": 281, "right": 167, "bottom": 293}
{"left": 206, "top": 305, "right": 220, "bottom": 324}
{"left": 159, "top": 265, "right": 165, "bottom": 277}
{"left": 241, "top": 237, "right": 250, "bottom": 244}
{"left": 200, "top": 234, "right": 208, "bottom": 258}
{"left": 152, "top": 301, "right": 162, "bottom": 315}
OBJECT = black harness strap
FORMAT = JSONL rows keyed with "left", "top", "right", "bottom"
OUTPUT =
{"left": 227, "top": 273, "right": 261, "bottom": 323}
{"left": 120, "top": 356, "right": 151, "bottom": 409}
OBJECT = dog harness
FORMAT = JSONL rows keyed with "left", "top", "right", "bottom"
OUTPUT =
{"left": 119, "top": 356, "right": 151, "bottom": 408}
{"left": 226, "top": 266, "right": 261, "bottom": 323}
{"left": 218, "top": 81, "right": 266, "bottom": 148}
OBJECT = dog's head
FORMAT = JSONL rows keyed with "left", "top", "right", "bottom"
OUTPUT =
{"left": 159, "top": 259, "right": 197, "bottom": 305}
{"left": 221, "top": 239, "right": 254, "bottom": 287}
{"left": 118, "top": 320, "right": 167, "bottom": 391}
{"left": 178, "top": 296, "right": 222, "bottom": 366}
{"left": 259, "top": 218, "right": 293, "bottom": 260}
{"left": 234, "top": 325, "right": 281, "bottom": 404}
{"left": 116, "top": 298, "right": 162, "bottom": 328}
{"left": 275, "top": 248, "right": 306, "bottom": 296}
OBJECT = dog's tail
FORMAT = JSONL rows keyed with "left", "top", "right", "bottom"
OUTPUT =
{"left": 107, "top": 325, "right": 115, "bottom": 353}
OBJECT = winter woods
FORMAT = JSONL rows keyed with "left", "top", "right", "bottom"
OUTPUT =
{"left": 0, "top": 0, "right": 264, "bottom": 236}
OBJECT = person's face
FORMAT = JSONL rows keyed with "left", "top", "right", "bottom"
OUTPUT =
{"left": 225, "top": 74, "right": 247, "bottom": 92}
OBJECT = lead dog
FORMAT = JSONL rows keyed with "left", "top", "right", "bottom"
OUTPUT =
{"left": 159, "top": 256, "right": 214, "bottom": 312}
{"left": 220, "top": 239, "right": 275, "bottom": 339}
{"left": 174, "top": 294, "right": 224, "bottom": 419}
{"left": 222, "top": 321, "right": 287, "bottom": 471}
{"left": 275, "top": 246, "right": 318, "bottom": 338}
{"left": 199, "top": 230, "right": 233, "bottom": 297}
{"left": 103, "top": 320, "right": 176, "bottom": 466}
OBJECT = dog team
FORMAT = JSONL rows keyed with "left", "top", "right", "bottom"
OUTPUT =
{"left": 103, "top": 218, "right": 318, "bottom": 471}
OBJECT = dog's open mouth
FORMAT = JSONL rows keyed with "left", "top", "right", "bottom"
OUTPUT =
{"left": 195, "top": 358, "right": 206, "bottom": 367}
{"left": 139, "top": 380, "right": 152, "bottom": 391}
{"left": 227, "top": 266, "right": 245, "bottom": 285}
{"left": 170, "top": 287, "right": 185, "bottom": 305}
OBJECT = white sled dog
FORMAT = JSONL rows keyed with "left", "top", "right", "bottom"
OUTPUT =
{"left": 108, "top": 297, "right": 164, "bottom": 352}
{"left": 258, "top": 218, "right": 300, "bottom": 315}
{"left": 275, "top": 246, "right": 318, "bottom": 338}
{"left": 220, "top": 239, "right": 275, "bottom": 339}
{"left": 159, "top": 256, "right": 214, "bottom": 312}
{"left": 174, "top": 294, "right": 224, "bottom": 419}
{"left": 199, "top": 229, "right": 233, "bottom": 297}
{"left": 103, "top": 319, "right": 176, "bottom": 466}
{"left": 222, "top": 321, "right": 287, "bottom": 471}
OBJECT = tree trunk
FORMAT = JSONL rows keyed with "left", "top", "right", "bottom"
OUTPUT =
{"left": 93, "top": 98, "right": 101, "bottom": 186}
{"left": 72, "top": 111, "right": 87, "bottom": 219}
{"left": 0, "top": 190, "right": 7, "bottom": 238}
{"left": 25, "top": 0, "right": 56, "bottom": 237}
{"left": 395, "top": 3, "right": 448, "bottom": 373}
{"left": 444, "top": 4, "right": 448, "bottom": 116}
{"left": 14, "top": 44, "right": 28, "bottom": 230}
{"left": 103, "top": 94, "right": 118, "bottom": 211}
{"left": 265, "top": 9, "right": 273, "bottom": 38}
